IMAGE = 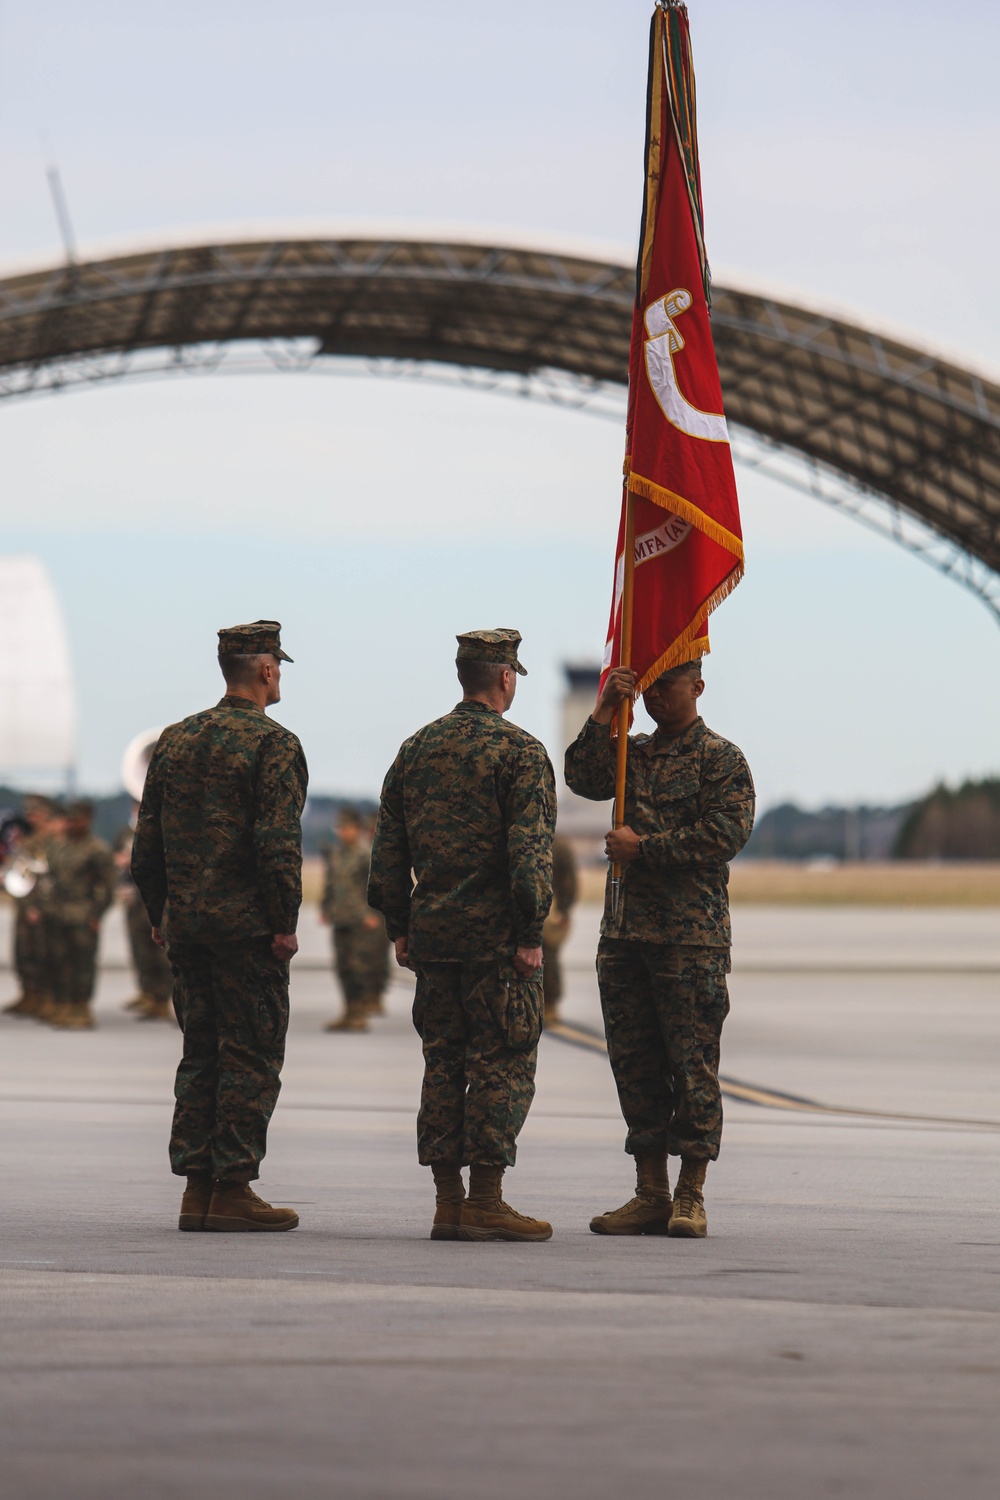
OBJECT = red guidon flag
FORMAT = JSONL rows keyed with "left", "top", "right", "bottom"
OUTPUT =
{"left": 601, "top": 1, "right": 743, "bottom": 697}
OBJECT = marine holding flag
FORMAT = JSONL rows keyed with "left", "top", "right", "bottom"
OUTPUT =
{"left": 566, "top": 1, "right": 755, "bottom": 1240}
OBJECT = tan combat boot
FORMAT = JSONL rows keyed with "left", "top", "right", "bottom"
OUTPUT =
{"left": 364, "top": 992, "right": 387, "bottom": 1018}
{"left": 178, "top": 1172, "right": 214, "bottom": 1231}
{"left": 138, "top": 998, "right": 176, "bottom": 1023}
{"left": 324, "top": 1001, "right": 370, "bottom": 1033}
{"left": 34, "top": 992, "right": 59, "bottom": 1023}
{"left": 49, "top": 1002, "right": 95, "bottom": 1030}
{"left": 204, "top": 1182, "right": 300, "bottom": 1232}
{"left": 458, "top": 1165, "right": 552, "bottom": 1242}
{"left": 3, "top": 991, "right": 41, "bottom": 1018}
{"left": 124, "top": 992, "right": 154, "bottom": 1014}
{"left": 668, "top": 1158, "right": 709, "bottom": 1238}
{"left": 429, "top": 1163, "right": 465, "bottom": 1240}
{"left": 589, "top": 1151, "right": 672, "bottom": 1236}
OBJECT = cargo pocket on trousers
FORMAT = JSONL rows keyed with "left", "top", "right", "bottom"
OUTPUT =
{"left": 252, "top": 945, "right": 290, "bottom": 1048}
{"left": 484, "top": 965, "right": 543, "bottom": 1052}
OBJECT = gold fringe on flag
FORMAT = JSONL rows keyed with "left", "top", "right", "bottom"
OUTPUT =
{"left": 627, "top": 470, "right": 745, "bottom": 559}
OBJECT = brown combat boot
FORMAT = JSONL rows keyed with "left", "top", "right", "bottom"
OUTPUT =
{"left": 324, "top": 1001, "right": 370, "bottom": 1033}
{"left": 3, "top": 992, "right": 41, "bottom": 1018}
{"left": 364, "top": 992, "right": 387, "bottom": 1018}
{"left": 589, "top": 1151, "right": 672, "bottom": 1236}
{"left": 49, "top": 1002, "right": 95, "bottom": 1030}
{"left": 430, "top": 1163, "right": 465, "bottom": 1241}
{"left": 34, "top": 993, "right": 59, "bottom": 1023}
{"left": 668, "top": 1158, "right": 709, "bottom": 1238}
{"left": 458, "top": 1165, "right": 552, "bottom": 1242}
{"left": 138, "top": 998, "right": 176, "bottom": 1023}
{"left": 178, "top": 1172, "right": 213, "bottom": 1231}
{"left": 204, "top": 1182, "right": 300, "bottom": 1233}
{"left": 123, "top": 992, "right": 154, "bottom": 1014}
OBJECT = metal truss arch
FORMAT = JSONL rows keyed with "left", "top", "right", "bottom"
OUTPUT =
{"left": 2, "top": 226, "right": 999, "bottom": 611}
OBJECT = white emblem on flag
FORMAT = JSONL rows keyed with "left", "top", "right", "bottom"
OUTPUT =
{"left": 606, "top": 513, "right": 693, "bottom": 660}
{"left": 644, "top": 288, "right": 730, "bottom": 443}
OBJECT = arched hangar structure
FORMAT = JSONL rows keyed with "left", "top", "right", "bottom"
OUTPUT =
{"left": 2, "top": 227, "right": 1000, "bottom": 621}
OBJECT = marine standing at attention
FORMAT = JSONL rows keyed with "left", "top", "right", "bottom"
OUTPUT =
{"left": 45, "top": 799, "right": 117, "bottom": 1031}
{"left": 3, "top": 795, "right": 60, "bottom": 1019}
{"left": 368, "top": 629, "right": 556, "bottom": 1242}
{"left": 132, "top": 621, "right": 308, "bottom": 1233}
{"left": 114, "top": 811, "right": 177, "bottom": 1022}
{"left": 565, "top": 660, "right": 755, "bottom": 1239}
{"left": 320, "top": 805, "right": 391, "bottom": 1033}
{"left": 541, "top": 835, "right": 579, "bottom": 1027}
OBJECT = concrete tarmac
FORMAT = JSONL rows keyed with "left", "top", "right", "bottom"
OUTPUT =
{"left": 1, "top": 905, "right": 999, "bottom": 1499}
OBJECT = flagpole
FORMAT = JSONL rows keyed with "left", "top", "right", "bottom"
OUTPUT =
{"left": 610, "top": 484, "right": 636, "bottom": 921}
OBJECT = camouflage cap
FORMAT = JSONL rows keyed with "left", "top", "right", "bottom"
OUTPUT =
{"left": 455, "top": 627, "right": 527, "bottom": 676}
{"left": 217, "top": 619, "right": 293, "bottom": 662}
{"left": 651, "top": 658, "right": 703, "bottom": 686}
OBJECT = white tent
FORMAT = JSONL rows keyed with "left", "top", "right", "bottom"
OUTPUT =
{"left": 0, "top": 556, "right": 76, "bottom": 787}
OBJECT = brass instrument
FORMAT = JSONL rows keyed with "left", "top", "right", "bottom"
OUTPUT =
{"left": 2, "top": 853, "right": 48, "bottom": 899}
{"left": 121, "top": 727, "right": 165, "bottom": 803}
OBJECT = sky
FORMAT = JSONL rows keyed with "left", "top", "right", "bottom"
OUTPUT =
{"left": 2, "top": 1, "right": 999, "bottom": 808}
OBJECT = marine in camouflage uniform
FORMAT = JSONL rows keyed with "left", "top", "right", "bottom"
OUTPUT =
{"left": 113, "top": 816, "right": 176, "bottom": 1020}
{"left": 320, "top": 807, "right": 390, "bottom": 1032}
{"left": 3, "top": 796, "right": 60, "bottom": 1019}
{"left": 132, "top": 620, "right": 307, "bottom": 1233}
{"left": 368, "top": 628, "right": 556, "bottom": 1242}
{"left": 565, "top": 660, "right": 754, "bottom": 1238}
{"left": 44, "top": 800, "right": 117, "bottom": 1031}
{"left": 541, "top": 835, "right": 579, "bottom": 1024}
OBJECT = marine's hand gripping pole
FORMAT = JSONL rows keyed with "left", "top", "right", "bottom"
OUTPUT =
{"left": 610, "top": 489, "right": 636, "bottom": 923}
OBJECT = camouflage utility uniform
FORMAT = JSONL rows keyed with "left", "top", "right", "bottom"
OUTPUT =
{"left": 541, "top": 836, "right": 579, "bottom": 1017}
{"left": 46, "top": 834, "right": 116, "bottom": 1012}
{"left": 13, "top": 831, "right": 57, "bottom": 1005}
{"left": 321, "top": 839, "right": 390, "bottom": 1013}
{"left": 369, "top": 701, "right": 556, "bottom": 1167}
{"left": 132, "top": 695, "right": 307, "bottom": 1183}
{"left": 114, "top": 826, "right": 175, "bottom": 1006}
{"left": 565, "top": 714, "right": 754, "bottom": 1162}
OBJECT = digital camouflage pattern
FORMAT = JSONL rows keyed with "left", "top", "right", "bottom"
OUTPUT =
{"left": 217, "top": 619, "right": 293, "bottom": 661}
{"left": 455, "top": 627, "right": 527, "bottom": 675}
{"left": 126, "top": 895, "right": 174, "bottom": 1002}
{"left": 114, "top": 826, "right": 174, "bottom": 1002}
{"left": 168, "top": 936, "right": 289, "bottom": 1182}
{"left": 413, "top": 959, "right": 542, "bottom": 1166}
{"left": 132, "top": 696, "right": 308, "bottom": 943}
{"left": 44, "top": 922, "right": 100, "bottom": 1006}
{"left": 47, "top": 833, "right": 116, "bottom": 927}
{"left": 13, "top": 830, "right": 57, "bottom": 997}
{"left": 45, "top": 833, "right": 116, "bottom": 1005}
{"left": 131, "top": 690, "right": 305, "bottom": 1182}
{"left": 564, "top": 715, "right": 755, "bottom": 946}
{"left": 368, "top": 700, "right": 556, "bottom": 961}
{"left": 542, "top": 836, "right": 579, "bottom": 1009}
{"left": 369, "top": 692, "right": 555, "bottom": 1168}
{"left": 322, "top": 839, "right": 390, "bottom": 1005}
{"left": 13, "top": 903, "right": 46, "bottom": 996}
{"left": 322, "top": 839, "right": 377, "bottom": 926}
{"left": 597, "top": 939, "right": 730, "bottom": 1160}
